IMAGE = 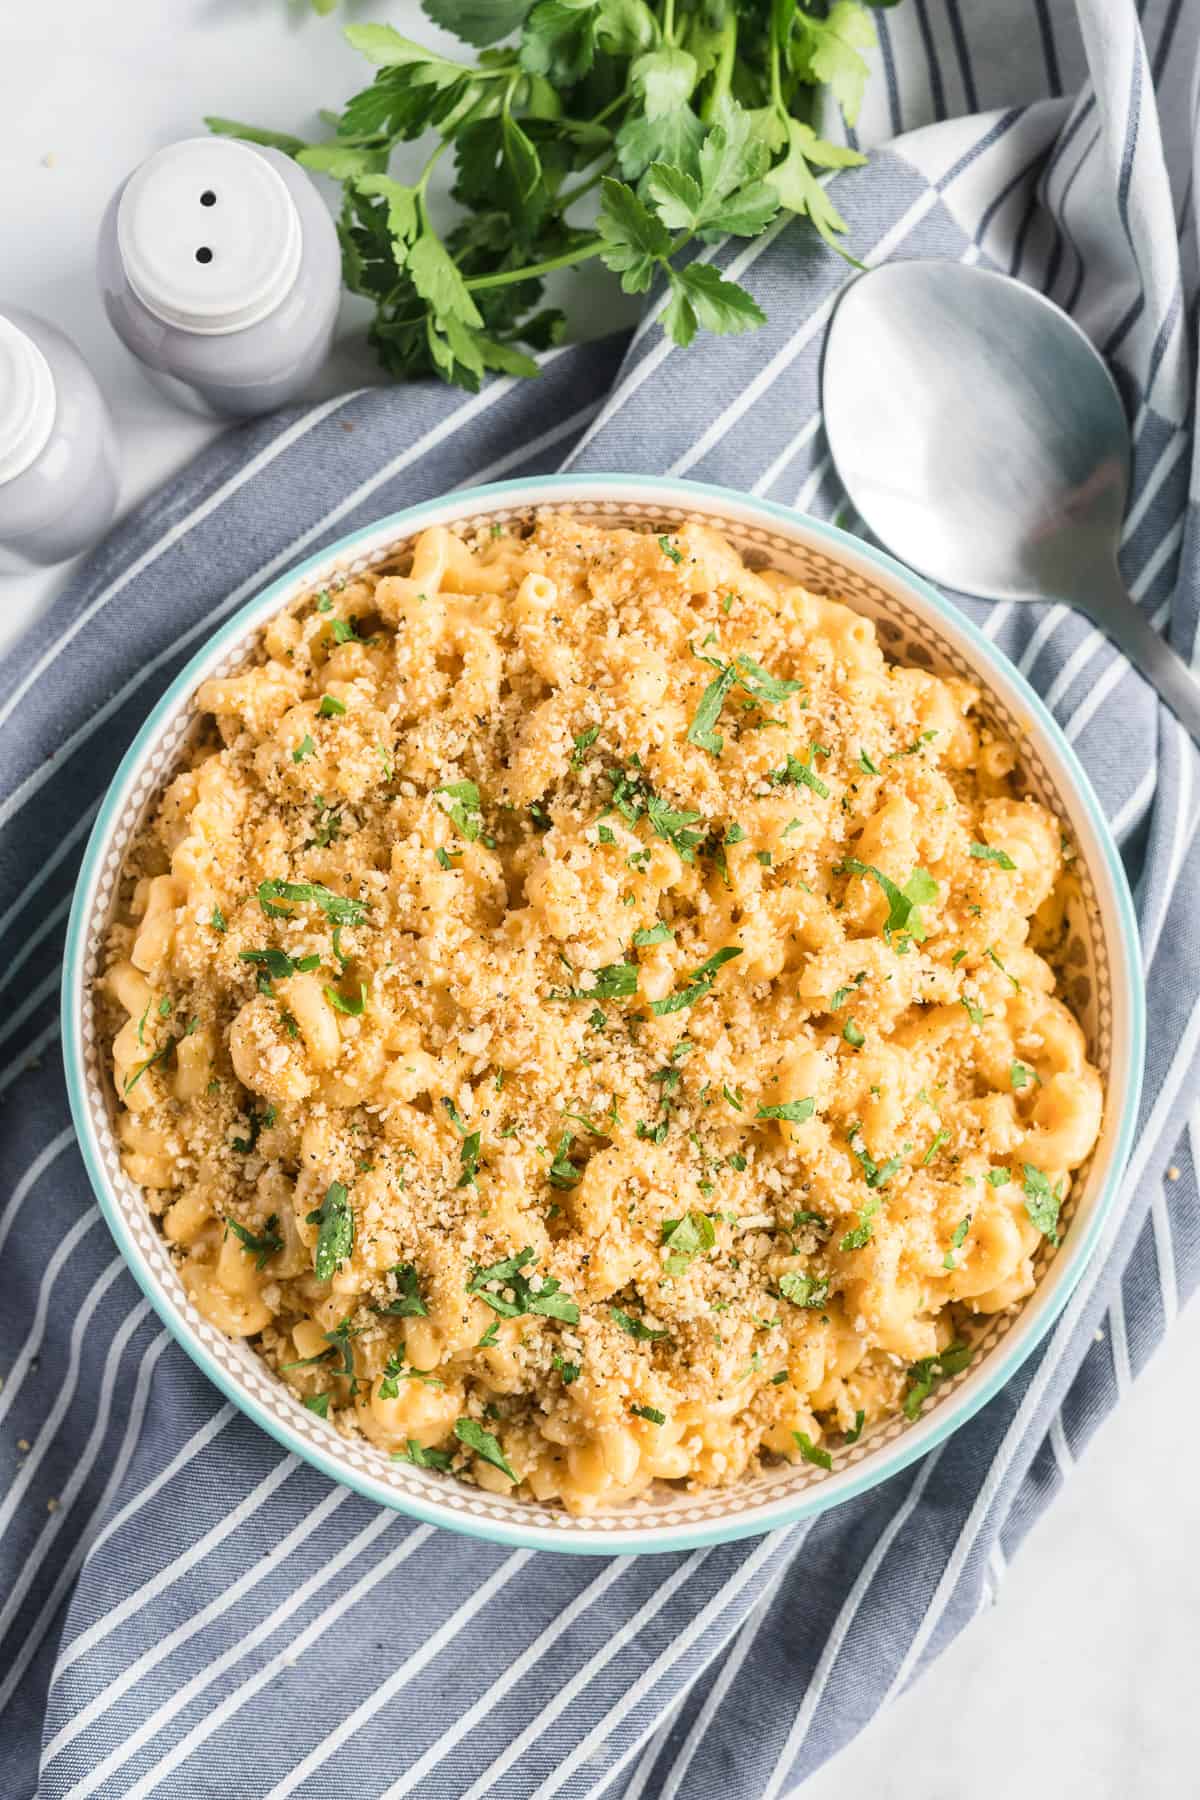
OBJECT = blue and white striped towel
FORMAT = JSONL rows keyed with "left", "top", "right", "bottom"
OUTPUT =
{"left": 3, "top": 2, "right": 1199, "bottom": 1794}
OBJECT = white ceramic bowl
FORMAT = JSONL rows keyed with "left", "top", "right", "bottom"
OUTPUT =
{"left": 63, "top": 474, "right": 1144, "bottom": 1555}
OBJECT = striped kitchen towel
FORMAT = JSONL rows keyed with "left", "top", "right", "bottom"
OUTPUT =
{"left": 2, "top": 2, "right": 1198, "bottom": 1795}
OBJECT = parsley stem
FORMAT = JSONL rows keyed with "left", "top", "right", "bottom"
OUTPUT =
{"left": 770, "top": 41, "right": 784, "bottom": 113}
{"left": 700, "top": 13, "right": 738, "bottom": 123}
{"left": 464, "top": 241, "right": 605, "bottom": 292}
{"left": 661, "top": 0, "right": 676, "bottom": 44}
{"left": 414, "top": 138, "right": 448, "bottom": 197}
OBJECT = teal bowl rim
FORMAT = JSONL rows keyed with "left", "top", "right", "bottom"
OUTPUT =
{"left": 62, "top": 471, "right": 1145, "bottom": 1556}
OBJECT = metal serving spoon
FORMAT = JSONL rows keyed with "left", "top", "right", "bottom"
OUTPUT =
{"left": 821, "top": 260, "right": 1200, "bottom": 740}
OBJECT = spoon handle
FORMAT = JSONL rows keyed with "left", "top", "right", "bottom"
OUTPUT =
{"left": 1076, "top": 562, "right": 1200, "bottom": 742}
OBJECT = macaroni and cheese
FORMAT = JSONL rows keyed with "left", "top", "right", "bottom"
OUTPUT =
{"left": 99, "top": 513, "right": 1103, "bottom": 1512}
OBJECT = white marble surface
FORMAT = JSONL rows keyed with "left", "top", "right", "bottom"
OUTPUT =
{"left": 3, "top": 5, "right": 1198, "bottom": 1795}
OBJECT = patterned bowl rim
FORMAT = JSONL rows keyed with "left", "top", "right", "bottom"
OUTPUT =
{"left": 62, "top": 472, "right": 1145, "bottom": 1556}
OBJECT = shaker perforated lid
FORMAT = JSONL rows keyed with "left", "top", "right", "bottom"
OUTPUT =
{"left": 0, "top": 313, "right": 57, "bottom": 486}
{"left": 116, "top": 137, "right": 303, "bottom": 334}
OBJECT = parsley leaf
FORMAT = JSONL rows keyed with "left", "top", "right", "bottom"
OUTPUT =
{"left": 837, "top": 858, "right": 938, "bottom": 943}
{"left": 610, "top": 1305, "right": 669, "bottom": 1342}
{"left": 943, "top": 1214, "right": 972, "bottom": 1269}
{"left": 792, "top": 1430, "right": 832, "bottom": 1470}
{"left": 393, "top": 1438, "right": 454, "bottom": 1471}
{"left": 454, "top": 1417, "right": 516, "bottom": 1482}
{"left": 969, "top": 842, "right": 1017, "bottom": 870}
{"left": 778, "top": 1272, "right": 829, "bottom": 1308}
{"left": 377, "top": 1262, "right": 428, "bottom": 1318}
{"left": 306, "top": 1181, "right": 354, "bottom": 1280}
{"left": 226, "top": 1213, "right": 283, "bottom": 1270}
{"left": 435, "top": 778, "right": 484, "bottom": 841}
{"left": 649, "top": 945, "right": 742, "bottom": 1016}
{"left": 661, "top": 1211, "right": 715, "bottom": 1276}
{"left": 257, "top": 880, "right": 366, "bottom": 924}
{"left": 1022, "top": 1164, "right": 1063, "bottom": 1245}
{"left": 903, "top": 1340, "right": 975, "bottom": 1419}
{"left": 757, "top": 1098, "right": 815, "bottom": 1124}
{"left": 467, "top": 1247, "right": 580, "bottom": 1324}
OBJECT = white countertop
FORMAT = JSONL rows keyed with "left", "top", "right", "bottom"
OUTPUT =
{"left": 4, "top": 5, "right": 1198, "bottom": 1794}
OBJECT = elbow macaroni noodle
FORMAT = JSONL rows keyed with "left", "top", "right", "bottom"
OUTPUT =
{"left": 99, "top": 513, "right": 1103, "bottom": 1513}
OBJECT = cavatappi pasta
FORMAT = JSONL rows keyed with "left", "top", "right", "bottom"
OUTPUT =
{"left": 99, "top": 512, "right": 1104, "bottom": 1512}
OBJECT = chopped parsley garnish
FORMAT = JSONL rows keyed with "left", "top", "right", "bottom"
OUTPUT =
{"left": 735, "top": 655, "right": 803, "bottom": 704}
{"left": 848, "top": 1126, "right": 909, "bottom": 1190}
{"left": 757, "top": 1098, "right": 815, "bottom": 1124}
{"left": 552, "top": 1352, "right": 581, "bottom": 1386}
{"left": 435, "top": 778, "right": 483, "bottom": 841}
{"left": 303, "top": 1393, "right": 331, "bottom": 1419}
{"left": 610, "top": 1306, "right": 669, "bottom": 1342}
{"left": 467, "top": 1248, "right": 580, "bottom": 1324}
{"left": 552, "top": 960, "right": 639, "bottom": 1004}
{"left": 315, "top": 591, "right": 333, "bottom": 613}
{"left": 658, "top": 534, "right": 683, "bottom": 564}
{"left": 631, "top": 1404, "right": 666, "bottom": 1424}
{"left": 257, "top": 879, "right": 366, "bottom": 924}
{"left": 210, "top": 905, "right": 227, "bottom": 933}
{"left": 121, "top": 1015, "right": 200, "bottom": 1094}
{"left": 943, "top": 1214, "right": 972, "bottom": 1269}
{"left": 318, "top": 695, "right": 346, "bottom": 717}
{"left": 1010, "top": 1060, "right": 1036, "bottom": 1090}
{"left": 240, "top": 947, "right": 321, "bottom": 985}
{"left": 922, "top": 1128, "right": 950, "bottom": 1167}
{"left": 857, "top": 749, "right": 880, "bottom": 775}
{"left": 435, "top": 847, "right": 458, "bottom": 871}
{"left": 778, "top": 1272, "right": 828, "bottom": 1308}
{"left": 1022, "top": 1164, "right": 1063, "bottom": 1244}
{"left": 632, "top": 922, "right": 673, "bottom": 948}
{"left": 330, "top": 617, "right": 362, "bottom": 645}
{"left": 476, "top": 1320, "right": 500, "bottom": 1349}
{"left": 793, "top": 1430, "right": 832, "bottom": 1470}
{"left": 768, "top": 748, "right": 829, "bottom": 798}
{"left": 791, "top": 1210, "right": 829, "bottom": 1237}
{"left": 571, "top": 725, "right": 600, "bottom": 768}
{"left": 687, "top": 653, "right": 801, "bottom": 756}
{"left": 292, "top": 734, "right": 316, "bottom": 764}
{"left": 225, "top": 1213, "right": 283, "bottom": 1270}
{"left": 392, "top": 1439, "right": 453, "bottom": 1470}
{"left": 649, "top": 945, "right": 742, "bottom": 1016}
{"left": 842, "top": 1019, "right": 865, "bottom": 1048}
{"left": 903, "top": 1341, "right": 974, "bottom": 1418}
{"left": 231, "top": 1102, "right": 275, "bottom": 1157}
{"left": 660, "top": 1211, "right": 715, "bottom": 1276}
{"left": 306, "top": 1181, "right": 353, "bottom": 1280}
{"left": 960, "top": 995, "right": 987, "bottom": 1026}
{"left": 836, "top": 858, "right": 937, "bottom": 944}
{"left": 547, "top": 1132, "right": 581, "bottom": 1190}
{"left": 723, "top": 1084, "right": 744, "bottom": 1111}
{"left": 839, "top": 1193, "right": 883, "bottom": 1252}
{"left": 456, "top": 1129, "right": 482, "bottom": 1189}
{"left": 986, "top": 1168, "right": 1012, "bottom": 1187}
{"left": 324, "top": 982, "right": 367, "bottom": 1017}
{"left": 454, "top": 1418, "right": 516, "bottom": 1482}
{"left": 969, "top": 842, "right": 1016, "bottom": 870}
{"left": 985, "top": 947, "right": 1020, "bottom": 989}
{"left": 377, "top": 1262, "right": 428, "bottom": 1319}
{"left": 844, "top": 1409, "right": 866, "bottom": 1444}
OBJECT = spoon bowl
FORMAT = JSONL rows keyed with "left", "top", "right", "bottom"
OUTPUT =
{"left": 822, "top": 260, "right": 1200, "bottom": 737}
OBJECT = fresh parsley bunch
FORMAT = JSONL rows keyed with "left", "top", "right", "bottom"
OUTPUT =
{"left": 208, "top": 0, "right": 899, "bottom": 388}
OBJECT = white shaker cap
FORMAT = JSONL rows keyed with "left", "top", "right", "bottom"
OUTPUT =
{"left": 0, "top": 313, "right": 57, "bottom": 485}
{"left": 117, "top": 137, "right": 303, "bottom": 334}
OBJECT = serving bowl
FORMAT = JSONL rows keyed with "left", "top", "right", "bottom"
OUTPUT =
{"left": 62, "top": 473, "right": 1144, "bottom": 1555}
